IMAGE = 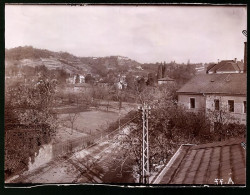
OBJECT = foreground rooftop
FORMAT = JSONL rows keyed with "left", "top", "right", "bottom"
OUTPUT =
{"left": 153, "top": 138, "right": 246, "bottom": 185}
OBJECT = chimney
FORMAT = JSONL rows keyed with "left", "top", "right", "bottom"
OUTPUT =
{"left": 234, "top": 58, "right": 237, "bottom": 63}
{"left": 244, "top": 42, "right": 247, "bottom": 73}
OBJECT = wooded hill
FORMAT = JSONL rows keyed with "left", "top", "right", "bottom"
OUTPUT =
{"left": 5, "top": 46, "right": 144, "bottom": 77}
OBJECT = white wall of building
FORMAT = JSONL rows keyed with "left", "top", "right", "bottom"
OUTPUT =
{"left": 178, "top": 94, "right": 246, "bottom": 125}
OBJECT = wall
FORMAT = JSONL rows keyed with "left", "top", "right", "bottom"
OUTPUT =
{"left": 178, "top": 93, "right": 246, "bottom": 125}
{"left": 206, "top": 95, "right": 246, "bottom": 125}
{"left": 178, "top": 94, "right": 206, "bottom": 112}
{"left": 158, "top": 80, "right": 174, "bottom": 85}
{"left": 28, "top": 144, "right": 53, "bottom": 172}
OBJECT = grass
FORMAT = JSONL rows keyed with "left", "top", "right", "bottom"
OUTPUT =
{"left": 57, "top": 101, "right": 138, "bottom": 138}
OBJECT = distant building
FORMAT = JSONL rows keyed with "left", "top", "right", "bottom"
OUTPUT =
{"left": 67, "top": 74, "right": 85, "bottom": 84}
{"left": 157, "top": 63, "right": 175, "bottom": 85}
{"left": 136, "top": 66, "right": 143, "bottom": 70}
{"left": 157, "top": 76, "right": 175, "bottom": 85}
{"left": 73, "top": 83, "right": 92, "bottom": 92}
{"left": 206, "top": 59, "right": 244, "bottom": 74}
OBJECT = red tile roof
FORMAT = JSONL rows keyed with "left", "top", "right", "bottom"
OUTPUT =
{"left": 176, "top": 73, "right": 246, "bottom": 95}
{"left": 153, "top": 138, "right": 246, "bottom": 185}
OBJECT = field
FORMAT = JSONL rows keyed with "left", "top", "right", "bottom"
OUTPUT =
{"left": 54, "top": 101, "right": 138, "bottom": 143}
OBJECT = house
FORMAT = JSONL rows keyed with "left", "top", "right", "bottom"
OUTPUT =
{"left": 67, "top": 74, "right": 85, "bottom": 84}
{"left": 157, "top": 76, "right": 175, "bottom": 85}
{"left": 153, "top": 137, "right": 246, "bottom": 185}
{"left": 72, "top": 83, "right": 92, "bottom": 93}
{"left": 116, "top": 75, "right": 127, "bottom": 89}
{"left": 176, "top": 73, "right": 246, "bottom": 124}
{"left": 177, "top": 40, "right": 247, "bottom": 125}
{"left": 206, "top": 59, "right": 244, "bottom": 74}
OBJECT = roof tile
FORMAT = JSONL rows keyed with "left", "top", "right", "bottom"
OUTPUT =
{"left": 177, "top": 73, "right": 246, "bottom": 95}
{"left": 154, "top": 138, "right": 246, "bottom": 185}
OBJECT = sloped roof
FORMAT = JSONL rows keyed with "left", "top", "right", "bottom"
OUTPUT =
{"left": 208, "top": 61, "right": 232, "bottom": 73}
{"left": 237, "top": 61, "right": 244, "bottom": 71}
{"left": 207, "top": 60, "right": 244, "bottom": 73}
{"left": 177, "top": 73, "right": 246, "bottom": 95}
{"left": 153, "top": 138, "right": 246, "bottom": 185}
{"left": 158, "top": 76, "right": 174, "bottom": 81}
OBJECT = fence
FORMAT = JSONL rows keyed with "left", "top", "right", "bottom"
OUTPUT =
{"left": 52, "top": 125, "right": 123, "bottom": 158}
{"left": 52, "top": 112, "right": 139, "bottom": 158}
{"left": 52, "top": 135, "right": 94, "bottom": 158}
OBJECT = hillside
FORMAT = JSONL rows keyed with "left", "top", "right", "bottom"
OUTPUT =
{"left": 5, "top": 46, "right": 144, "bottom": 77}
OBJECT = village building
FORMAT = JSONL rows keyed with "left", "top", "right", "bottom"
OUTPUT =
{"left": 73, "top": 83, "right": 92, "bottom": 93}
{"left": 67, "top": 74, "right": 85, "bottom": 84}
{"left": 116, "top": 75, "right": 127, "bottom": 90}
{"left": 177, "top": 73, "right": 246, "bottom": 125}
{"left": 206, "top": 59, "right": 244, "bottom": 74}
{"left": 177, "top": 41, "right": 247, "bottom": 125}
{"left": 157, "top": 76, "right": 175, "bottom": 85}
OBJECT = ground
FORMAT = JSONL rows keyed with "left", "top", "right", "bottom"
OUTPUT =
{"left": 6, "top": 101, "right": 140, "bottom": 183}
{"left": 8, "top": 138, "right": 135, "bottom": 183}
{"left": 54, "top": 101, "right": 137, "bottom": 143}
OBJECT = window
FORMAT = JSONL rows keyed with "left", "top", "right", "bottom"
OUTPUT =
{"left": 214, "top": 99, "right": 219, "bottom": 110}
{"left": 243, "top": 101, "right": 246, "bottom": 113}
{"left": 228, "top": 100, "right": 234, "bottom": 112}
{"left": 190, "top": 98, "right": 195, "bottom": 109}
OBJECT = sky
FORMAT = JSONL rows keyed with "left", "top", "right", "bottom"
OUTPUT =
{"left": 5, "top": 5, "right": 247, "bottom": 64}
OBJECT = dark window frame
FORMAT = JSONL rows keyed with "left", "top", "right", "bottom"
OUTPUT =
{"left": 243, "top": 101, "right": 246, "bottom": 113}
{"left": 228, "top": 100, "right": 234, "bottom": 112}
{"left": 190, "top": 98, "right": 195, "bottom": 109}
{"left": 214, "top": 99, "right": 220, "bottom": 111}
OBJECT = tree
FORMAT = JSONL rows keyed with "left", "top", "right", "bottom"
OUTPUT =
{"left": 85, "top": 74, "right": 95, "bottom": 84}
{"left": 157, "top": 64, "right": 163, "bottom": 79}
{"left": 109, "top": 86, "right": 213, "bottom": 183}
{"left": 206, "top": 96, "right": 246, "bottom": 141}
{"left": 5, "top": 77, "right": 58, "bottom": 178}
{"left": 64, "top": 112, "right": 80, "bottom": 135}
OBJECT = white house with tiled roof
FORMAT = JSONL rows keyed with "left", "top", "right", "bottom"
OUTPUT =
{"left": 177, "top": 73, "right": 246, "bottom": 125}
{"left": 177, "top": 41, "right": 247, "bottom": 125}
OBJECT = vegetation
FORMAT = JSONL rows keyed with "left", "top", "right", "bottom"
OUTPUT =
{"left": 5, "top": 46, "right": 245, "bottom": 183}
{"left": 5, "top": 77, "right": 58, "bottom": 178}
{"left": 112, "top": 86, "right": 246, "bottom": 182}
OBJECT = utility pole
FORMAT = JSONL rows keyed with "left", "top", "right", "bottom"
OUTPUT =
{"left": 138, "top": 103, "right": 151, "bottom": 184}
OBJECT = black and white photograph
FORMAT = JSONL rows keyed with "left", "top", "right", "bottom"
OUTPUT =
{"left": 4, "top": 4, "right": 247, "bottom": 186}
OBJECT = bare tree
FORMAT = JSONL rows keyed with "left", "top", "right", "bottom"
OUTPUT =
{"left": 206, "top": 96, "right": 245, "bottom": 140}
{"left": 64, "top": 112, "right": 80, "bottom": 135}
